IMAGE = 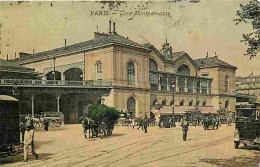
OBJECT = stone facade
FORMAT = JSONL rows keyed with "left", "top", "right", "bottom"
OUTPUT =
{"left": 10, "top": 23, "right": 237, "bottom": 122}
{"left": 236, "top": 75, "right": 260, "bottom": 102}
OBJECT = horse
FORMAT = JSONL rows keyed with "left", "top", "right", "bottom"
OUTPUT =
{"left": 80, "top": 116, "right": 97, "bottom": 139}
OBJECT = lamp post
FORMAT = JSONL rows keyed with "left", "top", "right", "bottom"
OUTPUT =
{"left": 172, "top": 84, "right": 175, "bottom": 116}
{"left": 53, "top": 56, "right": 56, "bottom": 84}
{"left": 172, "top": 84, "right": 175, "bottom": 127}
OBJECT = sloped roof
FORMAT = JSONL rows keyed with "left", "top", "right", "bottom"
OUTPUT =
{"left": 141, "top": 43, "right": 167, "bottom": 61}
{"left": 14, "top": 33, "right": 150, "bottom": 62}
{"left": 0, "top": 59, "right": 35, "bottom": 73}
{"left": 194, "top": 57, "right": 237, "bottom": 70}
{"left": 169, "top": 51, "right": 198, "bottom": 68}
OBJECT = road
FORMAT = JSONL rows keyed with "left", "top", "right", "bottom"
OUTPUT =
{"left": 1, "top": 124, "right": 260, "bottom": 167}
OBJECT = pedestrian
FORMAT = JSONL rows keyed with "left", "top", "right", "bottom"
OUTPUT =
{"left": 227, "top": 117, "right": 232, "bottom": 127}
{"left": 24, "top": 122, "right": 39, "bottom": 162}
{"left": 143, "top": 114, "right": 148, "bottom": 133}
{"left": 158, "top": 117, "right": 162, "bottom": 128}
{"left": 20, "top": 119, "right": 26, "bottom": 145}
{"left": 43, "top": 120, "right": 49, "bottom": 131}
{"left": 132, "top": 118, "right": 135, "bottom": 129}
{"left": 137, "top": 117, "right": 143, "bottom": 130}
{"left": 181, "top": 117, "right": 189, "bottom": 141}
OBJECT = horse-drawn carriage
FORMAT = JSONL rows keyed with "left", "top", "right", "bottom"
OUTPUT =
{"left": 80, "top": 104, "right": 119, "bottom": 139}
{"left": 0, "top": 95, "right": 20, "bottom": 157}
{"left": 202, "top": 113, "right": 219, "bottom": 130}
{"left": 24, "top": 112, "right": 62, "bottom": 128}
{"left": 115, "top": 112, "right": 132, "bottom": 126}
{"left": 185, "top": 110, "right": 203, "bottom": 126}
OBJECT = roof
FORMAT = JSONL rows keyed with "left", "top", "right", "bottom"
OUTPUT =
{"left": 14, "top": 33, "right": 150, "bottom": 62}
{"left": 168, "top": 51, "right": 199, "bottom": 68}
{"left": 194, "top": 56, "right": 237, "bottom": 70}
{"left": 0, "top": 59, "right": 35, "bottom": 73}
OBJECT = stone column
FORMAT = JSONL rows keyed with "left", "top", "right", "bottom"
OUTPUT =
{"left": 193, "top": 79, "right": 196, "bottom": 93}
{"left": 176, "top": 76, "right": 179, "bottom": 92}
{"left": 31, "top": 95, "right": 35, "bottom": 117}
{"left": 207, "top": 80, "right": 211, "bottom": 94}
{"left": 184, "top": 77, "right": 188, "bottom": 92}
{"left": 199, "top": 80, "right": 202, "bottom": 93}
{"left": 158, "top": 74, "right": 162, "bottom": 91}
{"left": 57, "top": 95, "right": 60, "bottom": 113}
{"left": 167, "top": 76, "right": 170, "bottom": 91}
{"left": 62, "top": 73, "right": 65, "bottom": 85}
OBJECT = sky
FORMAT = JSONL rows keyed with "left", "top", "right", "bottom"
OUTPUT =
{"left": 0, "top": 0, "right": 257, "bottom": 76}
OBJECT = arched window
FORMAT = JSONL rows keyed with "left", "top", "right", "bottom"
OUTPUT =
{"left": 177, "top": 64, "right": 190, "bottom": 76}
{"left": 127, "top": 61, "right": 135, "bottom": 85}
{"left": 97, "top": 61, "right": 102, "bottom": 73}
{"left": 196, "top": 100, "right": 200, "bottom": 107}
{"left": 149, "top": 59, "right": 158, "bottom": 71}
{"left": 225, "top": 76, "right": 229, "bottom": 93}
{"left": 162, "top": 100, "right": 166, "bottom": 106}
{"left": 189, "top": 101, "right": 193, "bottom": 106}
{"left": 96, "top": 61, "right": 103, "bottom": 80}
{"left": 225, "top": 100, "right": 229, "bottom": 109}
{"left": 180, "top": 100, "right": 184, "bottom": 106}
{"left": 127, "top": 97, "right": 136, "bottom": 118}
{"left": 202, "top": 101, "right": 206, "bottom": 106}
{"left": 64, "top": 68, "right": 83, "bottom": 81}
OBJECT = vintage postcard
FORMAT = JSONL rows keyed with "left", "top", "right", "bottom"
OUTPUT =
{"left": 0, "top": 0, "right": 260, "bottom": 167}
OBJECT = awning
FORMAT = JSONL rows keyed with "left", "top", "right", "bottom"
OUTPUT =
{"left": 158, "top": 105, "right": 216, "bottom": 115}
{"left": 197, "top": 106, "right": 216, "bottom": 114}
{"left": 0, "top": 95, "right": 19, "bottom": 101}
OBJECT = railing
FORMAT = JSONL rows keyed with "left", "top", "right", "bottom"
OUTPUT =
{"left": 0, "top": 79, "right": 112, "bottom": 87}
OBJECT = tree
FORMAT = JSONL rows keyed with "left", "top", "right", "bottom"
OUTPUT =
{"left": 235, "top": 0, "right": 260, "bottom": 59}
{"left": 88, "top": 104, "right": 119, "bottom": 124}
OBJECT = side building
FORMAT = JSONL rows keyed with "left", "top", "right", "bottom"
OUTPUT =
{"left": 236, "top": 74, "right": 260, "bottom": 102}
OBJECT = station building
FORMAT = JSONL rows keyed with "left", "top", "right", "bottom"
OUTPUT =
{"left": 2, "top": 22, "right": 237, "bottom": 123}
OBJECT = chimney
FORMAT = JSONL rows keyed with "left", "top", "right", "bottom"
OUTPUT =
{"left": 6, "top": 54, "right": 8, "bottom": 61}
{"left": 214, "top": 52, "right": 218, "bottom": 58}
{"left": 206, "top": 51, "right": 208, "bottom": 58}
{"left": 65, "top": 39, "right": 67, "bottom": 47}
{"left": 113, "top": 22, "right": 116, "bottom": 34}
{"left": 15, "top": 52, "right": 16, "bottom": 59}
{"left": 109, "top": 20, "right": 112, "bottom": 34}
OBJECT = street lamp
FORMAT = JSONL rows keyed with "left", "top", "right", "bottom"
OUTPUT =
{"left": 53, "top": 56, "right": 56, "bottom": 84}
{"left": 171, "top": 84, "right": 175, "bottom": 127}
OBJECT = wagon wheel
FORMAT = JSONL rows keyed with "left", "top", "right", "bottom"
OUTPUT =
{"left": 55, "top": 120, "right": 61, "bottom": 127}
{"left": 49, "top": 120, "right": 56, "bottom": 128}
{"left": 7, "top": 145, "right": 19, "bottom": 156}
{"left": 234, "top": 141, "right": 239, "bottom": 149}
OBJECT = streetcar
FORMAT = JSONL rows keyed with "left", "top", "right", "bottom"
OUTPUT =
{"left": 234, "top": 102, "right": 260, "bottom": 149}
{"left": 0, "top": 95, "right": 20, "bottom": 157}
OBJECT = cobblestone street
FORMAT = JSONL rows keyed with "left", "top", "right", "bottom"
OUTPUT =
{"left": 1, "top": 124, "right": 260, "bottom": 167}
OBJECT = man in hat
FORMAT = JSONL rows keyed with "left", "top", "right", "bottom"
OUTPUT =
{"left": 180, "top": 116, "right": 189, "bottom": 141}
{"left": 24, "top": 122, "right": 38, "bottom": 162}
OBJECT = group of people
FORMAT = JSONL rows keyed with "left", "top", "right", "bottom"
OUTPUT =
{"left": 132, "top": 114, "right": 149, "bottom": 133}
{"left": 158, "top": 116, "right": 176, "bottom": 128}
{"left": 20, "top": 119, "right": 39, "bottom": 162}
{"left": 19, "top": 115, "right": 52, "bottom": 162}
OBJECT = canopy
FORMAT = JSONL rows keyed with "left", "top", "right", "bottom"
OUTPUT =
{"left": 0, "top": 95, "right": 19, "bottom": 101}
{"left": 158, "top": 105, "right": 216, "bottom": 115}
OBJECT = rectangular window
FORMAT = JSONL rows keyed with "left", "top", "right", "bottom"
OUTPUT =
{"left": 201, "top": 73, "right": 209, "bottom": 77}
